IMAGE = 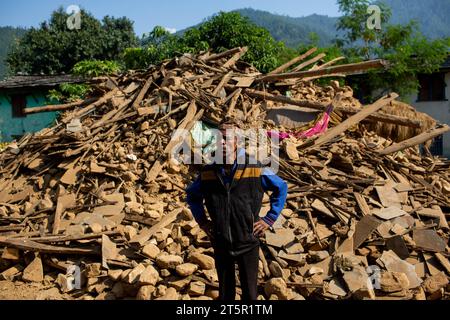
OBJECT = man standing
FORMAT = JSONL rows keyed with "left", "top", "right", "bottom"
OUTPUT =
{"left": 186, "top": 120, "right": 288, "bottom": 300}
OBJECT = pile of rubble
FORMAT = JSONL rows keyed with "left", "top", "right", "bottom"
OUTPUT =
{"left": 0, "top": 47, "right": 449, "bottom": 300}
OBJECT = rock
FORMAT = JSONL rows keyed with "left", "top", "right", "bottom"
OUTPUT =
{"left": 89, "top": 223, "right": 103, "bottom": 234}
{"left": 327, "top": 279, "right": 347, "bottom": 297}
{"left": 138, "top": 265, "right": 160, "bottom": 286}
{"left": 156, "top": 287, "right": 179, "bottom": 300}
{"left": 269, "top": 261, "right": 286, "bottom": 278}
{"left": 342, "top": 267, "right": 375, "bottom": 300}
{"left": 1, "top": 247, "right": 20, "bottom": 261}
{"left": 38, "top": 196, "right": 53, "bottom": 210}
{"left": 136, "top": 285, "right": 156, "bottom": 300}
{"left": 160, "top": 269, "right": 171, "bottom": 277}
{"left": 423, "top": 272, "right": 449, "bottom": 294}
{"left": 123, "top": 225, "right": 138, "bottom": 240}
{"left": 108, "top": 269, "right": 123, "bottom": 281}
{"left": 142, "top": 243, "right": 161, "bottom": 259}
{"left": 188, "top": 281, "right": 206, "bottom": 296}
{"left": 0, "top": 265, "right": 23, "bottom": 281}
{"left": 124, "top": 264, "right": 146, "bottom": 284}
{"left": 379, "top": 271, "right": 410, "bottom": 293}
{"left": 170, "top": 277, "right": 192, "bottom": 290}
{"left": 188, "top": 252, "right": 215, "bottom": 270}
{"left": 176, "top": 263, "right": 198, "bottom": 277}
{"left": 140, "top": 121, "right": 150, "bottom": 132}
{"left": 265, "top": 228, "right": 295, "bottom": 248}
{"left": 125, "top": 201, "right": 144, "bottom": 215}
{"left": 86, "top": 263, "right": 102, "bottom": 278}
{"left": 22, "top": 255, "right": 44, "bottom": 283}
{"left": 156, "top": 254, "right": 183, "bottom": 269}
{"left": 205, "top": 288, "right": 219, "bottom": 299}
{"left": 264, "top": 277, "right": 289, "bottom": 300}
{"left": 56, "top": 273, "right": 77, "bottom": 293}
{"left": 111, "top": 283, "right": 125, "bottom": 298}
{"left": 413, "top": 287, "right": 427, "bottom": 300}
{"left": 379, "top": 250, "right": 422, "bottom": 289}
{"left": 373, "top": 206, "right": 407, "bottom": 220}
{"left": 309, "top": 250, "right": 330, "bottom": 262}
{"left": 307, "top": 267, "right": 324, "bottom": 276}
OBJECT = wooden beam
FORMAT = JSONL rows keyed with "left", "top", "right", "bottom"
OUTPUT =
{"left": 378, "top": 125, "right": 450, "bottom": 155}
{"left": 291, "top": 53, "right": 326, "bottom": 72}
{"left": 0, "top": 238, "right": 99, "bottom": 255}
{"left": 226, "top": 88, "right": 242, "bottom": 117}
{"left": 212, "top": 72, "right": 232, "bottom": 96}
{"left": 205, "top": 47, "right": 242, "bottom": 62}
{"left": 132, "top": 75, "right": 153, "bottom": 109}
{"left": 268, "top": 48, "right": 318, "bottom": 75}
{"left": 62, "top": 88, "right": 119, "bottom": 124}
{"left": 129, "top": 208, "right": 183, "bottom": 246}
{"left": 245, "top": 89, "right": 421, "bottom": 128}
{"left": 223, "top": 47, "right": 248, "bottom": 68}
{"left": 23, "top": 98, "right": 98, "bottom": 115}
{"left": 307, "top": 93, "right": 399, "bottom": 150}
{"left": 258, "top": 59, "right": 389, "bottom": 82}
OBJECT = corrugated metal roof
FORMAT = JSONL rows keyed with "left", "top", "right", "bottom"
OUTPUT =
{"left": 0, "top": 75, "right": 86, "bottom": 89}
{"left": 441, "top": 55, "right": 450, "bottom": 70}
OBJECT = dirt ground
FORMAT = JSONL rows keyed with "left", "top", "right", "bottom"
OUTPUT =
{"left": 0, "top": 281, "right": 72, "bottom": 300}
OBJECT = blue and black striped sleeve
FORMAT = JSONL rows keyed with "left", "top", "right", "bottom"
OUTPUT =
{"left": 260, "top": 168, "right": 288, "bottom": 226}
{"left": 186, "top": 175, "right": 208, "bottom": 226}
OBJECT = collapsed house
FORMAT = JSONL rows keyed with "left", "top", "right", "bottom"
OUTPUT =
{"left": 0, "top": 47, "right": 449, "bottom": 300}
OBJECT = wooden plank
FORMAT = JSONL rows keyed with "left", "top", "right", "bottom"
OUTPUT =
{"left": 23, "top": 98, "right": 97, "bottom": 115}
{"left": 52, "top": 193, "right": 76, "bottom": 235}
{"left": 434, "top": 253, "right": 450, "bottom": 274}
{"left": 268, "top": 47, "right": 318, "bottom": 75}
{"left": 307, "top": 93, "right": 399, "bottom": 150}
{"left": 354, "top": 193, "right": 371, "bottom": 216}
{"left": 212, "top": 72, "right": 232, "bottom": 97}
{"left": 245, "top": 89, "right": 420, "bottom": 128}
{"left": 379, "top": 125, "right": 450, "bottom": 155}
{"left": 129, "top": 208, "right": 183, "bottom": 246}
{"left": 63, "top": 88, "right": 119, "bottom": 124}
{"left": 223, "top": 47, "right": 248, "bottom": 68}
{"left": 258, "top": 59, "right": 389, "bottom": 82}
{"left": 132, "top": 75, "right": 153, "bottom": 109}
{"left": 25, "top": 231, "right": 120, "bottom": 243}
{"left": 205, "top": 47, "right": 242, "bottom": 62}
{"left": 226, "top": 88, "right": 242, "bottom": 117}
{"left": 0, "top": 238, "right": 99, "bottom": 255}
{"left": 315, "top": 57, "right": 346, "bottom": 70}
{"left": 291, "top": 53, "right": 326, "bottom": 72}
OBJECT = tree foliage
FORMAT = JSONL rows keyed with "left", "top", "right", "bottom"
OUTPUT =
{"left": 7, "top": 8, "right": 138, "bottom": 75}
{"left": 123, "top": 12, "right": 286, "bottom": 73}
{"left": 336, "top": 0, "right": 450, "bottom": 99}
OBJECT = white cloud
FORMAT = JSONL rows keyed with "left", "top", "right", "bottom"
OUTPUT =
{"left": 164, "top": 27, "right": 177, "bottom": 34}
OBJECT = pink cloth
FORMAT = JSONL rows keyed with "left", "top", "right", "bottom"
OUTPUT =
{"left": 267, "top": 105, "right": 333, "bottom": 141}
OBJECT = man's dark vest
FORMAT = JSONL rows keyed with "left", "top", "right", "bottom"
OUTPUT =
{"left": 200, "top": 158, "right": 264, "bottom": 256}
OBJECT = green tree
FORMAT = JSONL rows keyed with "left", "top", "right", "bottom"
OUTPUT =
{"left": 123, "top": 12, "right": 285, "bottom": 73}
{"left": 123, "top": 26, "right": 191, "bottom": 70}
{"left": 336, "top": 0, "right": 450, "bottom": 99}
{"left": 7, "top": 7, "right": 138, "bottom": 75}
{"left": 183, "top": 12, "right": 284, "bottom": 73}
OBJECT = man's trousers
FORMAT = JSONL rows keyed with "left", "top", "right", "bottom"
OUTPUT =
{"left": 213, "top": 245, "right": 260, "bottom": 301}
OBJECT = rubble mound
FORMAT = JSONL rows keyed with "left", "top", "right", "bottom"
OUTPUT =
{"left": 0, "top": 47, "right": 449, "bottom": 300}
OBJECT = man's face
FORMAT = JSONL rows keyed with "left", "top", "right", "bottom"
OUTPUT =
{"left": 219, "top": 124, "right": 237, "bottom": 165}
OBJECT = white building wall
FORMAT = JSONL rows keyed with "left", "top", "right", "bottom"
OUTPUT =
{"left": 406, "top": 72, "right": 450, "bottom": 158}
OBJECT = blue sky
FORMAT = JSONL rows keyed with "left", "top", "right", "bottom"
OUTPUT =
{"left": 0, "top": 0, "right": 341, "bottom": 35}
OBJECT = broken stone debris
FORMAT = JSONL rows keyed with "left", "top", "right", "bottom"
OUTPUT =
{"left": 0, "top": 47, "right": 449, "bottom": 300}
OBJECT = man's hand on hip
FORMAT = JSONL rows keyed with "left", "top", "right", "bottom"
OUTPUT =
{"left": 253, "top": 219, "right": 270, "bottom": 237}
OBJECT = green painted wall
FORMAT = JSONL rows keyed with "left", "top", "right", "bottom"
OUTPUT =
{"left": 0, "top": 91, "right": 57, "bottom": 142}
